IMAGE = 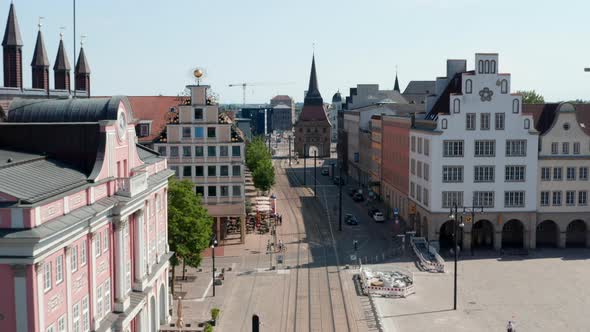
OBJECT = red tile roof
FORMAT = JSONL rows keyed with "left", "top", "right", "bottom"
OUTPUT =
{"left": 127, "top": 96, "right": 181, "bottom": 143}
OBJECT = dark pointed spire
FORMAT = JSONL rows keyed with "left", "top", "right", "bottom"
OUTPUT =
{"left": 75, "top": 40, "right": 90, "bottom": 95}
{"left": 53, "top": 37, "right": 71, "bottom": 71}
{"left": 394, "top": 72, "right": 400, "bottom": 92}
{"left": 304, "top": 55, "right": 323, "bottom": 106}
{"left": 31, "top": 30, "right": 49, "bottom": 67}
{"left": 75, "top": 46, "right": 90, "bottom": 74}
{"left": 2, "top": 3, "right": 23, "bottom": 47}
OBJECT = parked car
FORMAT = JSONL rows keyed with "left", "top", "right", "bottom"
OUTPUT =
{"left": 345, "top": 213, "right": 359, "bottom": 225}
{"left": 373, "top": 212, "right": 385, "bottom": 222}
{"left": 333, "top": 176, "right": 345, "bottom": 185}
{"left": 352, "top": 192, "right": 364, "bottom": 202}
{"left": 368, "top": 207, "right": 380, "bottom": 217}
{"left": 321, "top": 168, "right": 329, "bottom": 176}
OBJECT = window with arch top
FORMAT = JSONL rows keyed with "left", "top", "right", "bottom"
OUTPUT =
{"left": 501, "top": 80, "right": 508, "bottom": 94}
{"left": 453, "top": 99, "right": 460, "bottom": 113}
{"left": 484, "top": 60, "right": 490, "bottom": 73}
{"left": 465, "top": 79, "right": 473, "bottom": 94}
{"left": 524, "top": 118, "right": 530, "bottom": 129}
{"left": 478, "top": 60, "right": 484, "bottom": 74}
{"left": 512, "top": 99, "right": 520, "bottom": 114}
{"left": 441, "top": 119, "right": 448, "bottom": 129}
{"left": 491, "top": 60, "right": 497, "bottom": 73}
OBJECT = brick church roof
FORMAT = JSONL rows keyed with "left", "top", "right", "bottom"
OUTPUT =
{"left": 299, "top": 55, "right": 329, "bottom": 122}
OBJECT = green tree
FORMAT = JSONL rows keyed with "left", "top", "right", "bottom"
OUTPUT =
{"left": 517, "top": 90, "right": 545, "bottom": 104}
{"left": 246, "top": 136, "right": 270, "bottom": 172}
{"left": 252, "top": 158, "right": 275, "bottom": 192}
{"left": 168, "top": 178, "right": 213, "bottom": 292}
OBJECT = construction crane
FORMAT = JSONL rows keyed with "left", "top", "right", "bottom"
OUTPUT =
{"left": 228, "top": 82, "right": 295, "bottom": 106}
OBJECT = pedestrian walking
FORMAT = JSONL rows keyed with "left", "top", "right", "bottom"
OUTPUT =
{"left": 507, "top": 320, "right": 515, "bottom": 332}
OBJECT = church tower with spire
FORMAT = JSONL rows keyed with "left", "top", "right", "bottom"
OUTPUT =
{"left": 53, "top": 33, "right": 71, "bottom": 91}
{"left": 294, "top": 55, "right": 332, "bottom": 158}
{"left": 31, "top": 21, "right": 49, "bottom": 92}
{"left": 2, "top": 2, "right": 23, "bottom": 88}
{"left": 75, "top": 40, "right": 91, "bottom": 95}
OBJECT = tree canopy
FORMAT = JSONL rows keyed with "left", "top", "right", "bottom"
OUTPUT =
{"left": 517, "top": 90, "right": 545, "bottom": 104}
{"left": 246, "top": 136, "right": 275, "bottom": 191}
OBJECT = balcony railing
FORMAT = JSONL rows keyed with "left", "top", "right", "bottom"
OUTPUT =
{"left": 116, "top": 171, "right": 149, "bottom": 197}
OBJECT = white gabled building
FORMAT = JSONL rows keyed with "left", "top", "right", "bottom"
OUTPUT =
{"left": 409, "top": 53, "right": 539, "bottom": 251}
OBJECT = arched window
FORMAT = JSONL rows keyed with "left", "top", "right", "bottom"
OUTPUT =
{"left": 465, "top": 79, "right": 473, "bottom": 94}
{"left": 478, "top": 60, "right": 484, "bottom": 74}
{"left": 491, "top": 60, "right": 497, "bottom": 73}
{"left": 501, "top": 80, "right": 508, "bottom": 94}
{"left": 513, "top": 99, "right": 520, "bottom": 114}
{"left": 524, "top": 119, "right": 530, "bottom": 129}
{"left": 453, "top": 99, "right": 461, "bottom": 113}
{"left": 441, "top": 119, "right": 448, "bottom": 129}
{"left": 484, "top": 60, "right": 490, "bottom": 74}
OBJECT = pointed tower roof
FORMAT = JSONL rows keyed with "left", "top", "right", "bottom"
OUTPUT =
{"left": 2, "top": 3, "right": 22, "bottom": 47}
{"left": 394, "top": 73, "right": 400, "bottom": 92}
{"left": 304, "top": 55, "right": 323, "bottom": 106}
{"left": 75, "top": 46, "right": 90, "bottom": 74}
{"left": 53, "top": 38, "right": 71, "bottom": 71}
{"left": 31, "top": 30, "right": 49, "bottom": 67}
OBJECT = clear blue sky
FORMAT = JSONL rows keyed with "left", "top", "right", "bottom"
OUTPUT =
{"left": 13, "top": 0, "right": 590, "bottom": 103}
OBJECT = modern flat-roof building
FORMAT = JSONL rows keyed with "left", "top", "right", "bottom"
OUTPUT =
{"left": 0, "top": 96, "right": 173, "bottom": 332}
{"left": 153, "top": 84, "right": 246, "bottom": 244}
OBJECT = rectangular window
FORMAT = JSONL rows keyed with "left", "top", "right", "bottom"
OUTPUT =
{"left": 442, "top": 191, "right": 463, "bottom": 208}
{"left": 72, "top": 302, "right": 80, "bottom": 332}
{"left": 183, "top": 166, "right": 192, "bottom": 177}
{"left": 424, "top": 140, "right": 430, "bottom": 156}
{"left": 541, "top": 167, "right": 551, "bottom": 181}
{"left": 194, "top": 127, "right": 204, "bottom": 138}
{"left": 506, "top": 140, "right": 527, "bottom": 157}
{"left": 505, "top": 165, "right": 526, "bottom": 182}
{"left": 475, "top": 140, "right": 495, "bottom": 157}
{"left": 562, "top": 142, "right": 569, "bottom": 154}
{"left": 574, "top": 142, "right": 581, "bottom": 154}
{"left": 567, "top": 167, "right": 576, "bottom": 180}
{"left": 103, "top": 280, "right": 111, "bottom": 316}
{"left": 82, "top": 296, "right": 89, "bottom": 332}
{"left": 417, "top": 161, "right": 423, "bottom": 178}
{"left": 232, "top": 146, "right": 241, "bottom": 157}
{"left": 208, "top": 165, "right": 216, "bottom": 176}
{"left": 46, "top": 325, "right": 55, "bottom": 332}
{"left": 443, "top": 140, "right": 464, "bottom": 157}
{"left": 411, "top": 136, "right": 416, "bottom": 152}
{"left": 566, "top": 191, "right": 576, "bottom": 206}
{"left": 495, "top": 113, "right": 505, "bottom": 130}
{"left": 417, "top": 137, "right": 423, "bottom": 154}
{"left": 58, "top": 316, "right": 66, "bottom": 332}
{"left": 423, "top": 164, "right": 429, "bottom": 181}
{"left": 219, "top": 146, "right": 229, "bottom": 157}
{"left": 504, "top": 191, "right": 525, "bottom": 208}
{"left": 103, "top": 231, "right": 108, "bottom": 252}
{"left": 81, "top": 240, "right": 87, "bottom": 266}
{"left": 170, "top": 146, "right": 179, "bottom": 157}
{"left": 157, "top": 146, "right": 166, "bottom": 156}
{"left": 442, "top": 166, "right": 463, "bottom": 183}
{"left": 220, "top": 165, "right": 229, "bottom": 176}
{"left": 44, "top": 262, "right": 52, "bottom": 291}
{"left": 195, "top": 146, "right": 204, "bottom": 157}
{"left": 196, "top": 186, "right": 205, "bottom": 197}
{"left": 416, "top": 184, "right": 422, "bottom": 202}
{"left": 540, "top": 191, "right": 550, "bottom": 206}
{"left": 207, "top": 146, "right": 216, "bottom": 157}
{"left": 182, "top": 146, "right": 191, "bottom": 157}
{"left": 220, "top": 186, "right": 229, "bottom": 197}
{"left": 95, "top": 233, "right": 101, "bottom": 257}
{"left": 579, "top": 191, "right": 588, "bottom": 205}
{"left": 474, "top": 166, "right": 494, "bottom": 182}
{"left": 232, "top": 185, "right": 241, "bottom": 197}
{"left": 480, "top": 113, "right": 490, "bottom": 130}
{"left": 208, "top": 186, "right": 217, "bottom": 197}
{"left": 473, "top": 191, "right": 495, "bottom": 208}
{"left": 410, "top": 182, "right": 415, "bottom": 198}
{"left": 232, "top": 165, "right": 241, "bottom": 176}
{"left": 551, "top": 142, "right": 558, "bottom": 154}
{"left": 552, "top": 191, "right": 562, "bottom": 206}
{"left": 194, "top": 108, "right": 203, "bottom": 120}
{"left": 71, "top": 246, "right": 78, "bottom": 272}
{"left": 182, "top": 127, "right": 191, "bottom": 138}
{"left": 580, "top": 167, "right": 588, "bottom": 180}
{"left": 553, "top": 167, "right": 563, "bottom": 180}
{"left": 423, "top": 188, "right": 429, "bottom": 206}
{"left": 466, "top": 113, "right": 476, "bottom": 130}
{"left": 170, "top": 166, "right": 179, "bottom": 176}
{"left": 207, "top": 127, "right": 216, "bottom": 138}
{"left": 195, "top": 166, "right": 204, "bottom": 177}
{"left": 96, "top": 285, "right": 103, "bottom": 319}
{"left": 410, "top": 159, "right": 416, "bottom": 175}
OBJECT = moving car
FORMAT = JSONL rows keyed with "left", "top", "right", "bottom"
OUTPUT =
{"left": 345, "top": 213, "right": 359, "bottom": 225}
{"left": 352, "top": 192, "right": 364, "bottom": 202}
{"left": 368, "top": 207, "right": 380, "bottom": 217}
{"left": 373, "top": 212, "right": 385, "bottom": 222}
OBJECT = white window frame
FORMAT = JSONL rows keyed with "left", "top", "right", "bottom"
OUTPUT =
{"left": 474, "top": 166, "right": 494, "bottom": 182}
{"left": 566, "top": 191, "right": 576, "bottom": 206}
{"left": 417, "top": 137, "right": 423, "bottom": 154}
{"left": 71, "top": 246, "right": 78, "bottom": 272}
{"left": 506, "top": 140, "right": 527, "bottom": 157}
{"left": 562, "top": 142, "right": 569, "bottom": 154}
{"left": 473, "top": 191, "right": 495, "bottom": 208}
{"left": 540, "top": 167, "right": 551, "bottom": 181}
{"left": 442, "top": 191, "right": 463, "bottom": 208}
{"left": 505, "top": 165, "right": 526, "bottom": 182}
{"left": 579, "top": 191, "right": 588, "bottom": 206}
{"left": 553, "top": 167, "right": 562, "bottom": 180}
{"left": 423, "top": 163, "right": 429, "bottom": 181}
{"left": 104, "top": 279, "right": 111, "bottom": 317}
{"left": 95, "top": 234, "right": 101, "bottom": 257}
{"left": 424, "top": 139, "right": 430, "bottom": 156}
{"left": 44, "top": 262, "right": 52, "bottom": 292}
{"left": 423, "top": 188, "right": 429, "bottom": 206}
{"left": 442, "top": 166, "right": 463, "bottom": 183}
{"left": 46, "top": 325, "right": 55, "bottom": 332}
{"left": 466, "top": 113, "right": 476, "bottom": 130}
{"left": 495, "top": 113, "right": 505, "bottom": 130}
{"left": 103, "top": 231, "right": 109, "bottom": 253}
{"left": 474, "top": 140, "right": 495, "bottom": 157}
{"left": 443, "top": 140, "right": 464, "bottom": 157}
{"left": 552, "top": 191, "right": 562, "bottom": 206}
{"left": 574, "top": 142, "right": 581, "bottom": 154}
{"left": 81, "top": 240, "right": 87, "bottom": 266}
{"left": 551, "top": 142, "right": 558, "bottom": 155}
{"left": 58, "top": 315, "right": 66, "bottom": 332}
{"left": 96, "top": 285, "right": 103, "bottom": 319}
{"left": 417, "top": 161, "right": 422, "bottom": 178}
{"left": 73, "top": 302, "right": 80, "bottom": 332}
{"left": 580, "top": 167, "right": 588, "bottom": 180}
{"left": 480, "top": 113, "right": 490, "bottom": 130}
{"left": 540, "top": 191, "right": 550, "bottom": 206}
{"left": 504, "top": 191, "right": 525, "bottom": 208}
{"left": 82, "top": 296, "right": 89, "bottom": 332}
{"left": 567, "top": 167, "right": 576, "bottom": 181}
{"left": 56, "top": 255, "right": 64, "bottom": 284}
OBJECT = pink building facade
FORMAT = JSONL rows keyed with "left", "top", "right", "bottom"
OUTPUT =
{"left": 0, "top": 96, "right": 173, "bottom": 332}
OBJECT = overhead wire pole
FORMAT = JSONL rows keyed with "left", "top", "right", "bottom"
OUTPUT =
{"left": 303, "top": 144, "right": 307, "bottom": 185}
{"left": 73, "top": 0, "right": 76, "bottom": 98}
{"left": 313, "top": 150, "right": 317, "bottom": 197}
{"left": 338, "top": 160, "right": 343, "bottom": 231}
{"left": 288, "top": 136, "right": 292, "bottom": 166}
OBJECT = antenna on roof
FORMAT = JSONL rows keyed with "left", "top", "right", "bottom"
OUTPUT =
{"left": 80, "top": 34, "right": 86, "bottom": 47}
{"left": 38, "top": 17, "right": 44, "bottom": 30}
{"left": 59, "top": 26, "right": 66, "bottom": 39}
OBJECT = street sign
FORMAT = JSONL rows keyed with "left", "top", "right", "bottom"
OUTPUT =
{"left": 393, "top": 208, "right": 399, "bottom": 215}
{"left": 350, "top": 254, "right": 357, "bottom": 261}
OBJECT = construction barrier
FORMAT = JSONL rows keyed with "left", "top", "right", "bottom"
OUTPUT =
{"left": 359, "top": 266, "right": 415, "bottom": 298}
{"left": 410, "top": 237, "right": 445, "bottom": 273}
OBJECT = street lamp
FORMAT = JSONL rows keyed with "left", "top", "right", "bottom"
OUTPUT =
{"left": 449, "top": 204, "right": 464, "bottom": 310}
{"left": 211, "top": 235, "right": 218, "bottom": 297}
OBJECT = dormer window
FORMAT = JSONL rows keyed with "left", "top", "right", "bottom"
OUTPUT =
{"left": 137, "top": 123, "right": 151, "bottom": 137}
